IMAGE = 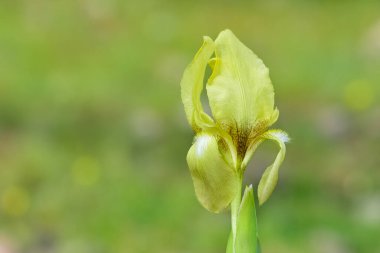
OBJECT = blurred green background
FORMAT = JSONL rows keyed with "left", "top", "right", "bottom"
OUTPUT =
{"left": 1, "top": 0, "right": 380, "bottom": 252}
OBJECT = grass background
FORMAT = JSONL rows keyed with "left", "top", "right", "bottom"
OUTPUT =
{"left": 0, "top": 0, "right": 380, "bottom": 252}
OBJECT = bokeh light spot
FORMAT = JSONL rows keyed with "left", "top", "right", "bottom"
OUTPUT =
{"left": 1, "top": 186, "right": 30, "bottom": 217}
{"left": 71, "top": 156, "right": 101, "bottom": 187}
{"left": 343, "top": 79, "right": 375, "bottom": 111}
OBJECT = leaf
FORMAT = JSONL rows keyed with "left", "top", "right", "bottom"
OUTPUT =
{"left": 180, "top": 36, "right": 215, "bottom": 132}
{"left": 187, "top": 133, "right": 239, "bottom": 213}
{"left": 258, "top": 130, "right": 289, "bottom": 205}
{"left": 207, "top": 29, "right": 278, "bottom": 132}
{"left": 226, "top": 185, "right": 258, "bottom": 253}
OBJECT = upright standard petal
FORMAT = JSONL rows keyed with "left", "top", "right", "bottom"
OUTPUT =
{"left": 187, "top": 133, "right": 239, "bottom": 213}
{"left": 257, "top": 130, "right": 289, "bottom": 205}
{"left": 207, "top": 29, "right": 278, "bottom": 133}
{"left": 181, "top": 36, "right": 215, "bottom": 132}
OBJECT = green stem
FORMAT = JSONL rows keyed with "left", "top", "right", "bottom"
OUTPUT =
{"left": 230, "top": 175, "right": 242, "bottom": 253}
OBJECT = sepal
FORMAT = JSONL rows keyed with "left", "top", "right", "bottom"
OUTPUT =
{"left": 187, "top": 133, "right": 239, "bottom": 213}
{"left": 258, "top": 130, "right": 289, "bottom": 205}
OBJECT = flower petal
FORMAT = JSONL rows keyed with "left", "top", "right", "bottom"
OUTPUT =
{"left": 181, "top": 36, "right": 215, "bottom": 132}
{"left": 207, "top": 29, "right": 278, "bottom": 132}
{"left": 187, "top": 133, "right": 239, "bottom": 213}
{"left": 258, "top": 130, "right": 289, "bottom": 205}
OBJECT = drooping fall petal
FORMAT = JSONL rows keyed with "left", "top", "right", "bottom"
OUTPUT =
{"left": 257, "top": 130, "right": 289, "bottom": 205}
{"left": 207, "top": 29, "right": 278, "bottom": 132}
{"left": 187, "top": 133, "right": 239, "bottom": 213}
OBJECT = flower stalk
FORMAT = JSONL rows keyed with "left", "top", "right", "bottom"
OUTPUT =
{"left": 230, "top": 174, "right": 242, "bottom": 253}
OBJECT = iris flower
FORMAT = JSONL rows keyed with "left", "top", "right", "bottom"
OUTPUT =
{"left": 181, "top": 29, "right": 289, "bottom": 252}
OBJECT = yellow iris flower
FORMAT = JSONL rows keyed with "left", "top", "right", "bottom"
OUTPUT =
{"left": 181, "top": 29, "right": 289, "bottom": 214}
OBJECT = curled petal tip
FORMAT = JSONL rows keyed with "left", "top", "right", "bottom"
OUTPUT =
{"left": 270, "top": 130, "right": 290, "bottom": 143}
